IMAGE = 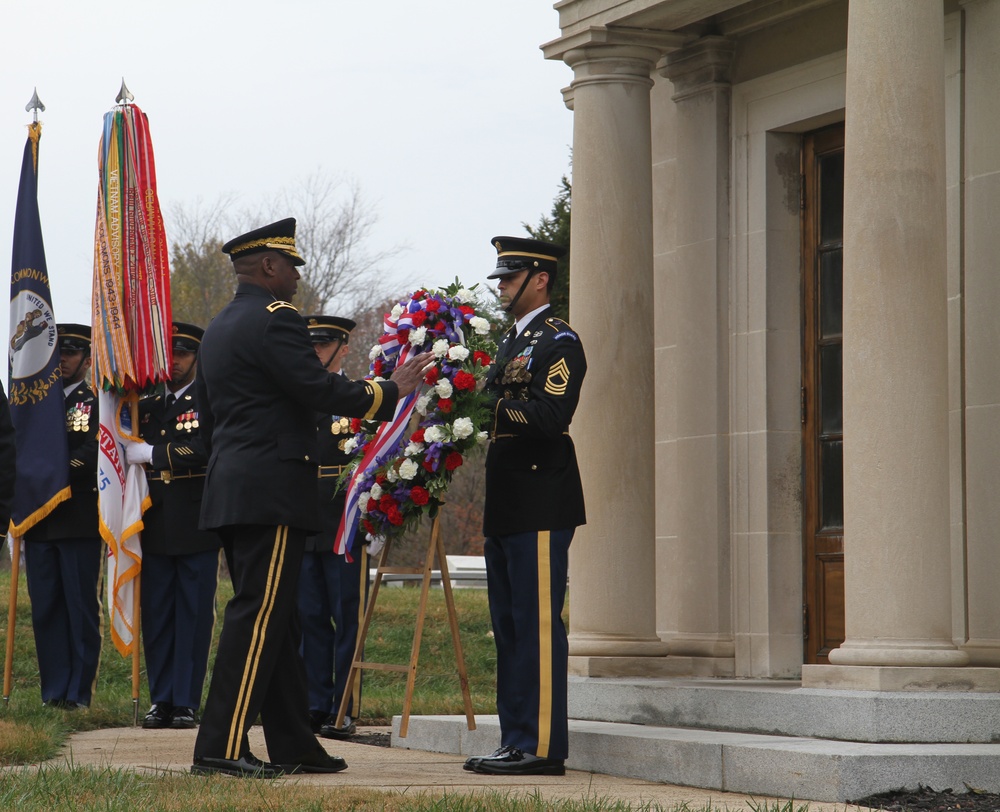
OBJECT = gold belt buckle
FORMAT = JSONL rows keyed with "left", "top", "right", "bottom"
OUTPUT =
{"left": 161, "top": 471, "right": 172, "bottom": 484}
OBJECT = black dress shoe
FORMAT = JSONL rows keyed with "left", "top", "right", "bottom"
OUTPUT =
{"left": 318, "top": 715, "right": 356, "bottom": 740}
{"left": 142, "top": 703, "right": 172, "bottom": 729}
{"left": 191, "top": 752, "right": 284, "bottom": 778}
{"left": 308, "top": 710, "right": 329, "bottom": 734}
{"left": 472, "top": 747, "right": 565, "bottom": 776}
{"left": 463, "top": 745, "right": 513, "bottom": 772}
{"left": 170, "top": 706, "right": 197, "bottom": 729}
{"left": 277, "top": 746, "right": 348, "bottom": 774}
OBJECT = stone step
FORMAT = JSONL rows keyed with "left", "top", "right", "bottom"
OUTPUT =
{"left": 392, "top": 714, "right": 1000, "bottom": 803}
{"left": 568, "top": 676, "right": 1000, "bottom": 743}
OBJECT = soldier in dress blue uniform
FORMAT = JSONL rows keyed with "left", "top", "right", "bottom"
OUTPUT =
{"left": 190, "top": 219, "right": 432, "bottom": 778}
{"left": 126, "top": 322, "right": 222, "bottom": 730}
{"left": 299, "top": 314, "right": 369, "bottom": 740}
{"left": 465, "top": 237, "right": 587, "bottom": 777}
{"left": 23, "top": 323, "right": 103, "bottom": 709}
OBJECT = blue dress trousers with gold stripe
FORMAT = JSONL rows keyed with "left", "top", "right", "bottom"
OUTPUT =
{"left": 482, "top": 308, "right": 587, "bottom": 760}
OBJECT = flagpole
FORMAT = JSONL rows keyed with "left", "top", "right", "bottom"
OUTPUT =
{"left": 5, "top": 89, "right": 50, "bottom": 707}
{"left": 3, "top": 537, "right": 21, "bottom": 706}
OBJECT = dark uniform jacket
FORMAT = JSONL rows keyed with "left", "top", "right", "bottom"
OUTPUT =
{"left": 25, "top": 381, "right": 99, "bottom": 542}
{"left": 305, "top": 412, "right": 353, "bottom": 553}
{"left": 196, "top": 283, "right": 399, "bottom": 533}
{"left": 483, "top": 308, "right": 587, "bottom": 537}
{"left": 138, "top": 387, "right": 221, "bottom": 556}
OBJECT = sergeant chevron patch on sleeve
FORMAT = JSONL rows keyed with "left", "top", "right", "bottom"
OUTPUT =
{"left": 506, "top": 407, "right": 528, "bottom": 424}
{"left": 545, "top": 358, "right": 571, "bottom": 396}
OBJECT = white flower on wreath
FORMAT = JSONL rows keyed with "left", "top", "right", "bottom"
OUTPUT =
{"left": 455, "top": 288, "right": 474, "bottom": 303}
{"left": 435, "top": 378, "right": 453, "bottom": 399}
{"left": 452, "top": 417, "right": 474, "bottom": 440}
{"left": 424, "top": 424, "right": 446, "bottom": 443}
{"left": 469, "top": 316, "right": 490, "bottom": 335}
{"left": 404, "top": 441, "right": 425, "bottom": 457}
{"left": 398, "top": 459, "right": 419, "bottom": 480}
{"left": 477, "top": 431, "right": 489, "bottom": 445}
{"left": 385, "top": 466, "right": 400, "bottom": 483}
{"left": 359, "top": 491, "right": 372, "bottom": 513}
{"left": 432, "top": 338, "right": 449, "bottom": 359}
{"left": 409, "top": 326, "right": 428, "bottom": 346}
{"left": 416, "top": 393, "right": 432, "bottom": 415}
{"left": 447, "top": 345, "right": 470, "bottom": 362}
{"left": 391, "top": 303, "right": 404, "bottom": 320}
{"left": 343, "top": 437, "right": 358, "bottom": 454}
{"left": 370, "top": 482, "right": 383, "bottom": 499}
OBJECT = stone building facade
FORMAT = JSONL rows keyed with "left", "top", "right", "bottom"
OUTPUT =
{"left": 544, "top": 0, "right": 1000, "bottom": 691}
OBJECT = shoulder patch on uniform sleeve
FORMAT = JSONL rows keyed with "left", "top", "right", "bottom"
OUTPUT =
{"left": 546, "top": 317, "right": 578, "bottom": 341}
{"left": 266, "top": 300, "right": 298, "bottom": 313}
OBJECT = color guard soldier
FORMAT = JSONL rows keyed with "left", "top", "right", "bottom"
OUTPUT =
{"left": 300, "top": 315, "right": 368, "bottom": 739}
{"left": 126, "top": 322, "right": 221, "bottom": 730}
{"left": 190, "top": 218, "right": 432, "bottom": 778}
{"left": 23, "top": 323, "right": 103, "bottom": 709}
{"left": 465, "top": 237, "right": 587, "bottom": 776}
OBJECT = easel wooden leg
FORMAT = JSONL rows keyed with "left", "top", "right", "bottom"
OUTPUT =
{"left": 333, "top": 511, "right": 477, "bottom": 738}
{"left": 437, "top": 529, "right": 476, "bottom": 732}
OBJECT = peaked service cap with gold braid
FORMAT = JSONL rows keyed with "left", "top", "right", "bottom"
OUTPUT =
{"left": 222, "top": 217, "right": 305, "bottom": 266}
{"left": 487, "top": 235, "right": 566, "bottom": 280}
{"left": 171, "top": 321, "right": 204, "bottom": 353}
{"left": 57, "top": 323, "right": 92, "bottom": 352}
{"left": 304, "top": 314, "right": 356, "bottom": 344}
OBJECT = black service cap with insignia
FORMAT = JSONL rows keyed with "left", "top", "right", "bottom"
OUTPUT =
{"left": 57, "top": 323, "right": 91, "bottom": 352}
{"left": 488, "top": 236, "right": 566, "bottom": 280}
{"left": 171, "top": 321, "right": 204, "bottom": 353}
{"left": 305, "top": 314, "right": 356, "bottom": 344}
{"left": 222, "top": 218, "right": 305, "bottom": 266}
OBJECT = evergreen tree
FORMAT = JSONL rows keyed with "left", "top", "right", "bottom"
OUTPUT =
{"left": 524, "top": 175, "right": 571, "bottom": 321}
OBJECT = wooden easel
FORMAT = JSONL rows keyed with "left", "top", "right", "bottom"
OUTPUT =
{"left": 333, "top": 513, "right": 476, "bottom": 737}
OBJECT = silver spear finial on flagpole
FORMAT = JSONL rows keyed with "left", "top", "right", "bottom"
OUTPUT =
{"left": 25, "top": 88, "right": 45, "bottom": 122}
{"left": 116, "top": 79, "right": 134, "bottom": 105}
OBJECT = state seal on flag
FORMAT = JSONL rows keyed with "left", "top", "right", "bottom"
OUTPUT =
{"left": 9, "top": 288, "right": 57, "bottom": 380}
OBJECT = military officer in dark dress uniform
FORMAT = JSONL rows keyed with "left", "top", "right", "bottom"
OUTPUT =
{"left": 299, "top": 315, "right": 368, "bottom": 739}
{"left": 23, "top": 324, "right": 103, "bottom": 708}
{"left": 127, "top": 322, "right": 221, "bottom": 730}
{"left": 190, "top": 219, "right": 432, "bottom": 778}
{"left": 465, "top": 237, "right": 587, "bottom": 777}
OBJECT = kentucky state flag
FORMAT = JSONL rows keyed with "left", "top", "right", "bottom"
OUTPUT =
{"left": 8, "top": 122, "right": 70, "bottom": 536}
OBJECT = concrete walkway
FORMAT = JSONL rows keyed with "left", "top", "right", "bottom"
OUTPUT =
{"left": 40, "top": 725, "right": 865, "bottom": 810}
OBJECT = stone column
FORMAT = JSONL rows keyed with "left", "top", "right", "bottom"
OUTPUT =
{"left": 562, "top": 43, "right": 669, "bottom": 672}
{"left": 657, "top": 37, "right": 735, "bottom": 672}
{"left": 828, "top": 0, "right": 967, "bottom": 671}
{"left": 959, "top": 0, "right": 1000, "bottom": 666}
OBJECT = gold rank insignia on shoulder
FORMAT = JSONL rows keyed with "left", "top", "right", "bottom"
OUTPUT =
{"left": 544, "top": 358, "right": 571, "bottom": 396}
{"left": 266, "top": 300, "right": 298, "bottom": 313}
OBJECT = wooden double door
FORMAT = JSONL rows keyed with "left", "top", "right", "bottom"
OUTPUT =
{"left": 802, "top": 124, "right": 845, "bottom": 665}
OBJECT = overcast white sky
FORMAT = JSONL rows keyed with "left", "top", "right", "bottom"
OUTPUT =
{"left": 1, "top": 1, "right": 573, "bottom": 325}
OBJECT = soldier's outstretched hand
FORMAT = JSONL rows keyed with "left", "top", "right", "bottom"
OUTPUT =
{"left": 390, "top": 351, "right": 435, "bottom": 398}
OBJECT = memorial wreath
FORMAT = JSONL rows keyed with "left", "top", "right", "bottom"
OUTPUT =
{"left": 336, "top": 281, "right": 498, "bottom": 552}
